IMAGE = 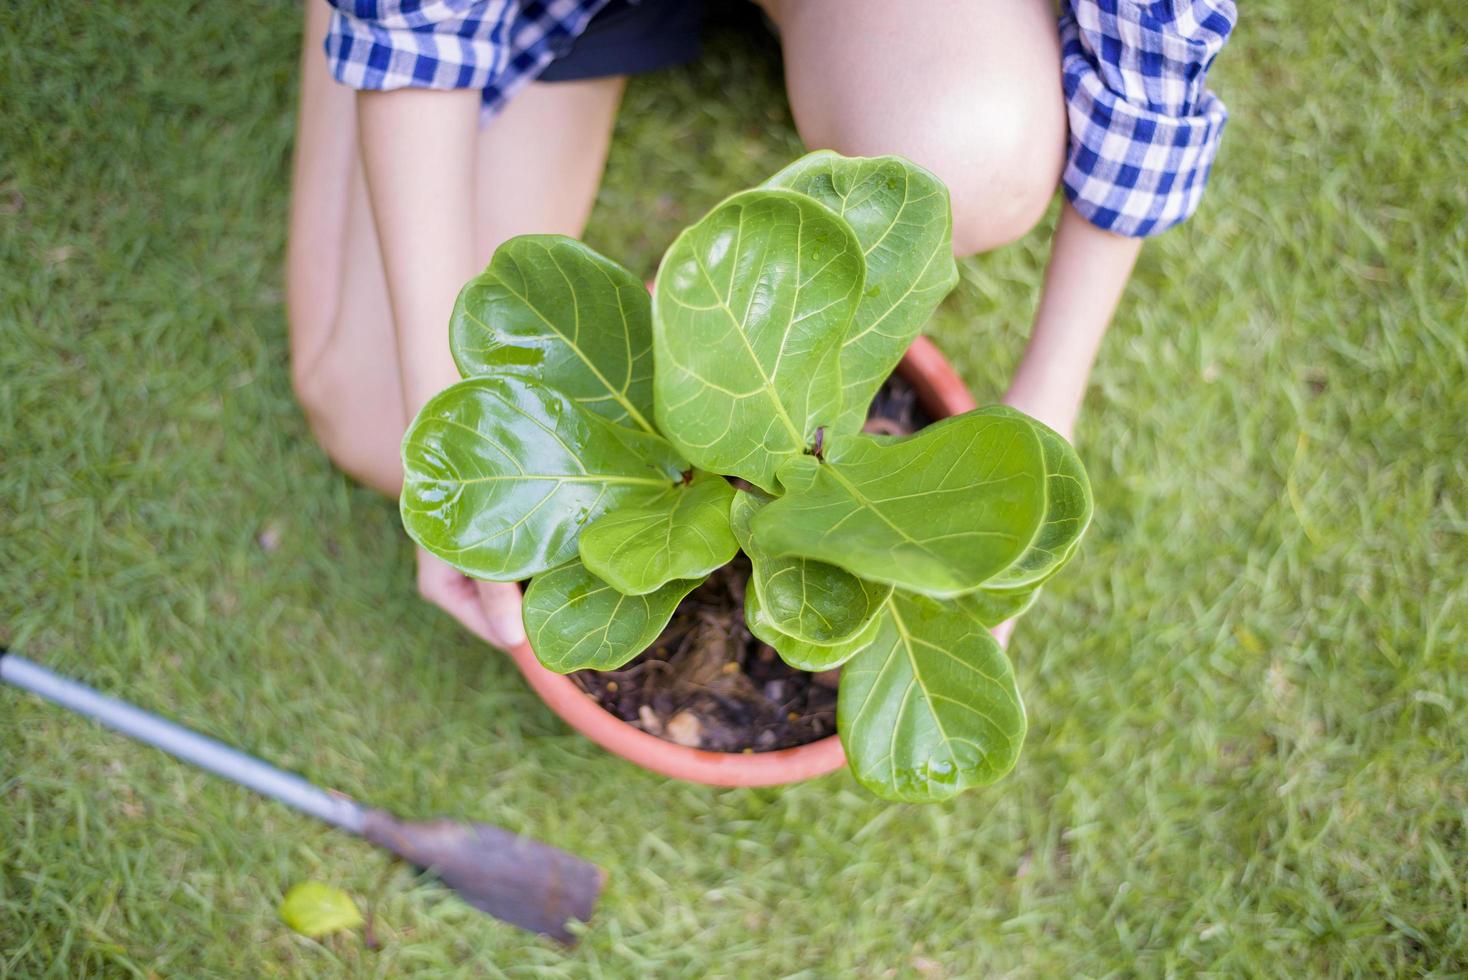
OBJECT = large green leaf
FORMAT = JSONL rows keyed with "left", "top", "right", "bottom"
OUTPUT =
{"left": 730, "top": 488, "right": 889, "bottom": 644}
{"left": 752, "top": 409, "right": 1048, "bottom": 597}
{"left": 980, "top": 408, "right": 1093, "bottom": 591}
{"left": 838, "top": 592, "right": 1026, "bottom": 802}
{"left": 745, "top": 574, "right": 882, "bottom": 672}
{"left": 578, "top": 471, "right": 738, "bottom": 595}
{"left": 450, "top": 235, "right": 656, "bottom": 432}
{"left": 765, "top": 152, "right": 958, "bottom": 432}
{"left": 401, "top": 377, "right": 685, "bottom": 581}
{"left": 652, "top": 188, "right": 865, "bottom": 491}
{"left": 524, "top": 560, "right": 699, "bottom": 672}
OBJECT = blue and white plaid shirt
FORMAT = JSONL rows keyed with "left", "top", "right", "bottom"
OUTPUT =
{"left": 325, "top": 0, "right": 1236, "bottom": 238}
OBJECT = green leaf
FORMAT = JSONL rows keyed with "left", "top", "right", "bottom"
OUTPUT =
{"left": 578, "top": 471, "right": 738, "bottom": 595}
{"left": 953, "top": 585, "right": 1041, "bottom": 628}
{"left": 652, "top": 188, "right": 865, "bottom": 491}
{"left": 730, "top": 489, "right": 890, "bottom": 644}
{"left": 450, "top": 235, "right": 656, "bottom": 432}
{"left": 753, "top": 408, "right": 1048, "bottom": 597}
{"left": 765, "top": 152, "right": 958, "bottom": 432}
{"left": 279, "top": 882, "right": 363, "bottom": 938}
{"left": 838, "top": 592, "right": 1026, "bottom": 802}
{"left": 979, "top": 408, "right": 1093, "bottom": 591}
{"left": 524, "top": 560, "right": 700, "bottom": 672}
{"left": 745, "top": 573, "right": 882, "bottom": 672}
{"left": 401, "top": 376, "right": 685, "bottom": 581}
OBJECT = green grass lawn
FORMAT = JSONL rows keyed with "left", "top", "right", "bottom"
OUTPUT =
{"left": 2, "top": 1, "right": 1464, "bottom": 976}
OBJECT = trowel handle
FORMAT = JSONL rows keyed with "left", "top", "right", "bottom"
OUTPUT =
{"left": 0, "top": 651, "right": 366, "bottom": 834}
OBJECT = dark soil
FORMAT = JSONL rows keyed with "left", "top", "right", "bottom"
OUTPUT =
{"left": 569, "top": 373, "right": 935, "bottom": 753}
{"left": 863, "top": 370, "right": 934, "bottom": 438}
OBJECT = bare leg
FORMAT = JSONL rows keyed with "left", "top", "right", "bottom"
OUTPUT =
{"left": 287, "top": 0, "right": 624, "bottom": 644}
{"left": 766, "top": 0, "right": 1065, "bottom": 256}
{"left": 287, "top": 0, "right": 404, "bottom": 495}
{"left": 289, "top": 5, "right": 624, "bottom": 491}
{"left": 472, "top": 78, "right": 627, "bottom": 253}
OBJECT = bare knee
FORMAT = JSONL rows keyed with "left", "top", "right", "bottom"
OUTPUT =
{"left": 795, "top": 84, "right": 1064, "bottom": 258}
{"left": 287, "top": 320, "right": 404, "bottom": 497}
{"left": 779, "top": 0, "right": 1066, "bottom": 257}
{"left": 943, "top": 87, "right": 1066, "bottom": 256}
{"left": 289, "top": 326, "right": 345, "bottom": 454}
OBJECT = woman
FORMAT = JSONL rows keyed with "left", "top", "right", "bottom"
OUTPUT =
{"left": 287, "top": 0, "right": 1235, "bottom": 649}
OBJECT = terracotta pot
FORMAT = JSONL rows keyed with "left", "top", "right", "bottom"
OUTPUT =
{"left": 504, "top": 336, "right": 977, "bottom": 787}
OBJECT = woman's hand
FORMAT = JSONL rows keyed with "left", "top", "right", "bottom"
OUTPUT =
{"left": 416, "top": 548, "right": 526, "bottom": 649}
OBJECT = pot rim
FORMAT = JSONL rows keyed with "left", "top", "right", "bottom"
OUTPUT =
{"left": 504, "top": 335, "right": 977, "bottom": 787}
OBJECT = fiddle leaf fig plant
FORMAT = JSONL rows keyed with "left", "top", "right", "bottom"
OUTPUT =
{"left": 400, "top": 151, "right": 1093, "bottom": 803}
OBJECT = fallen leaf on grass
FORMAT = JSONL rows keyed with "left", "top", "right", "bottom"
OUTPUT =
{"left": 279, "top": 881, "right": 363, "bottom": 938}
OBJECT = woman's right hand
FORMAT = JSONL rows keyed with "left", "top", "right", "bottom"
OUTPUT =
{"left": 416, "top": 548, "right": 526, "bottom": 650}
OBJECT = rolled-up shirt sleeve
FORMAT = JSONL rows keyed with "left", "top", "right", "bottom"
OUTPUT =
{"left": 323, "top": 0, "right": 610, "bottom": 117}
{"left": 325, "top": 1, "right": 516, "bottom": 93}
{"left": 1060, "top": 0, "right": 1237, "bottom": 237}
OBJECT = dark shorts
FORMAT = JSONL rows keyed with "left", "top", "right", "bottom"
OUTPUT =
{"left": 538, "top": 0, "right": 704, "bottom": 82}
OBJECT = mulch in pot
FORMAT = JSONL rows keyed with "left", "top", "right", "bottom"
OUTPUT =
{"left": 569, "top": 373, "right": 934, "bottom": 753}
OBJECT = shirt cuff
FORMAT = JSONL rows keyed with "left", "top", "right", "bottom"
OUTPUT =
{"left": 1059, "top": 12, "right": 1231, "bottom": 238}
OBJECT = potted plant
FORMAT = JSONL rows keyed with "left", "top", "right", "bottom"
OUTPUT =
{"left": 400, "top": 151, "right": 1091, "bottom": 802}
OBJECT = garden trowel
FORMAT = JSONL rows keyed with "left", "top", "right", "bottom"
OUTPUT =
{"left": 0, "top": 650, "right": 604, "bottom": 944}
